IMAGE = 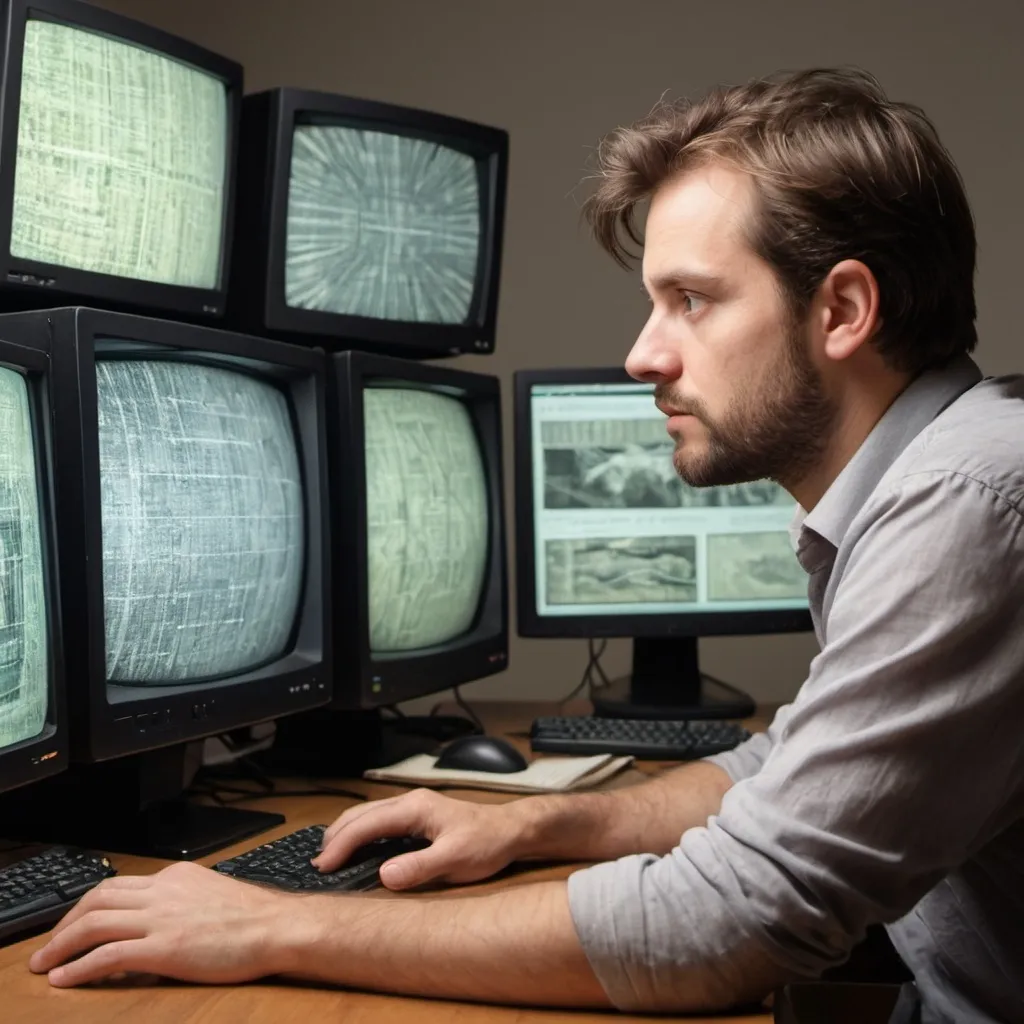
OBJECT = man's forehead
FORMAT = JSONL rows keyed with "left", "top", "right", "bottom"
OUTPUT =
{"left": 643, "top": 165, "right": 756, "bottom": 281}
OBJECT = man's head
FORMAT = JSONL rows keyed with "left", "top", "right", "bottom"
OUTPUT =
{"left": 583, "top": 68, "right": 977, "bottom": 492}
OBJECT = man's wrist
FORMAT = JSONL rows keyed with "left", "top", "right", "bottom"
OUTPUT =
{"left": 266, "top": 893, "right": 336, "bottom": 977}
{"left": 510, "top": 793, "right": 601, "bottom": 861}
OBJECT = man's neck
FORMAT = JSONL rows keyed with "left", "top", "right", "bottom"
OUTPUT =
{"left": 789, "top": 370, "right": 914, "bottom": 511}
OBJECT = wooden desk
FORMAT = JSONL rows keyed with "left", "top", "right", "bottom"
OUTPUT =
{"left": 2, "top": 702, "right": 772, "bottom": 1024}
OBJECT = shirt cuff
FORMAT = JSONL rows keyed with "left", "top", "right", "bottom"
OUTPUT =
{"left": 703, "top": 729, "right": 773, "bottom": 783}
{"left": 567, "top": 855, "right": 662, "bottom": 1011}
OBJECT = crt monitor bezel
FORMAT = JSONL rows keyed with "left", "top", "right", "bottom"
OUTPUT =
{"left": 0, "top": 0, "right": 242, "bottom": 318}
{"left": 329, "top": 350, "right": 508, "bottom": 708}
{"left": 231, "top": 88, "right": 508, "bottom": 358}
{"left": 0, "top": 306, "right": 331, "bottom": 763}
{"left": 0, "top": 334, "right": 67, "bottom": 793}
{"left": 513, "top": 366, "right": 813, "bottom": 639}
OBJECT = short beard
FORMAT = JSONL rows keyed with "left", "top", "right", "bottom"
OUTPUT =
{"left": 658, "top": 322, "right": 836, "bottom": 491}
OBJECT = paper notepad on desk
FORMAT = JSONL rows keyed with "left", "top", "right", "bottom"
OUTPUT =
{"left": 363, "top": 752, "right": 634, "bottom": 794}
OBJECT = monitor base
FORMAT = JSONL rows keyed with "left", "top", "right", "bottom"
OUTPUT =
{"left": 256, "top": 708, "right": 447, "bottom": 778}
{"left": 36, "top": 800, "right": 283, "bottom": 861}
{"left": 0, "top": 745, "right": 284, "bottom": 860}
{"left": 590, "top": 636, "right": 756, "bottom": 720}
{"left": 591, "top": 673, "right": 756, "bottom": 720}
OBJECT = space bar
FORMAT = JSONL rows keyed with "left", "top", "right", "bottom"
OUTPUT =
{"left": 531, "top": 736, "right": 702, "bottom": 758}
{"left": 0, "top": 891, "right": 63, "bottom": 925}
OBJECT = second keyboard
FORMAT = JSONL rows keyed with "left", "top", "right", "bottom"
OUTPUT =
{"left": 530, "top": 715, "right": 750, "bottom": 760}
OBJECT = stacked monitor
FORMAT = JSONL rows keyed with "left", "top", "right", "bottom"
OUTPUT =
{"left": 229, "top": 88, "right": 509, "bottom": 357}
{"left": 329, "top": 354, "right": 507, "bottom": 700}
{"left": 0, "top": 332, "right": 66, "bottom": 797}
{"left": 0, "top": 0, "right": 241, "bottom": 317}
{"left": 0, "top": 307, "right": 331, "bottom": 856}
{"left": 515, "top": 369, "right": 811, "bottom": 719}
{"left": 270, "top": 353, "right": 507, "bottom": 773}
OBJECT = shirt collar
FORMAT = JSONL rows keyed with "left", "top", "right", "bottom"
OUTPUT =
{"left": 800, "top": 355, "right": 983, "bottom": 551}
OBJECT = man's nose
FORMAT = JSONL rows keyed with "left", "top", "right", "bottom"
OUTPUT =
{"left": 625, "top": 321, "right": 682, "bottom": 384}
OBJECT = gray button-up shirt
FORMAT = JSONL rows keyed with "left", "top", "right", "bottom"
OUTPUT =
{"left": 567, "top": 358, "right": 1024, "bottom": 1023}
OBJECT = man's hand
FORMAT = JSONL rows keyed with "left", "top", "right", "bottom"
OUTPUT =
{"left": 29, "top": 862, "right": 294, "bottom": 987}
{"left": 27, "top": 861, "right": 613, "bottom": 1010}
{"left": 315, "top": 787, "right": 526, "bottom": 889}
{"left": 317, "top": 760, "right": 736, "bottom": 891}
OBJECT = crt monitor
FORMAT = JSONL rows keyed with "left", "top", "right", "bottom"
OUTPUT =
{"left": 0, "top": 332, "right": 66, "bottom": 800}
{"left": 269, "top": 351, "right": 507, "bottom": 773}
{"left": 0, "top": 0, "right": 241, "bottom": 318}
{"left": 514, "top": 367, "right": 812, "bottom": 720}
{"left": 228, "top": 88, "right": 508, "bottom": 358}
{"left": 0, "top": 307, "right": 330, "bottom": 857}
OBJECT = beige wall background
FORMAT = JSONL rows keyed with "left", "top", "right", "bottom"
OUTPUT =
{"left": 97, "top": 0, "right": 1023, "bottom": 708}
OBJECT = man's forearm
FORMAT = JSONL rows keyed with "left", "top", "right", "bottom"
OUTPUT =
{"left": 277, "top": 881, "right": 611, "bottom": 1008}
{"left": 514, "top": 760, "right": 733, "bottom": 863}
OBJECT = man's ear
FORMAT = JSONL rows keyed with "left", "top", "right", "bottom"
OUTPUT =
{"left": 814, "top": 259, "right": 882, "bottom": 362}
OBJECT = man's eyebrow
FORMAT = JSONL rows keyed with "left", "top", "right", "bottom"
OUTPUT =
{"left": 641, "top": 271, "right": 725, "bottom": 296}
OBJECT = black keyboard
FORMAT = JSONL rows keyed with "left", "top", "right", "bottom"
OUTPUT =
{"left": 214, "top": 825, "right": 431, "bottom": 892}
{"left": 530, "top": 716, "right": 750, "bottom": 760}
{"left": 0, "top": 846, "right": 118, "bottom": 944}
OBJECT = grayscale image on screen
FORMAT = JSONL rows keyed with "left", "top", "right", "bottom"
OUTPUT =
{"left": 286, "top": 125, "right": 480, "bottom": 323}
{"left": 546, "top": 536, "right": 697, "bottom": 606}
{"left": 98, "top": 359, "right": 305, "bottom": 684}
{"left": 708, "top": 532, "right": 805, "bottom": 601}
{"left": 541, "top": 419, "right": 791, "bottom": 509}
{"left": 0, "top": 368, "right": 48, "bottom": 751}
{"left": 365, "top": 387, "right": 488, "bottom": 652}
{"left": 11, "top": 19, "right": 228, "bottom": 289}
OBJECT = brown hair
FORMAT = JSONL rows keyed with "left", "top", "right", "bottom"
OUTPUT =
{"left": 583, "top": 68, "right": 977, "bottom": 375}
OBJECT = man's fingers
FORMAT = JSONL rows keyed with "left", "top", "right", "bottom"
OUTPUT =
{"left": 46, "top": 938, "right": 155, "bottom": 988}
{"left": 378, "top": 838, "right": 454, "bottom": 890}
{"left": 315, "top": 804, "right": 429, "bottom": 871}
{"left": 320, "top": 795, "right": 406, "bottom": 848}
{"left": 30, "top": 911, "right": 147, "bottom": 975}
{"left": 48, "top": 879, "right": 151, "bottom": 937}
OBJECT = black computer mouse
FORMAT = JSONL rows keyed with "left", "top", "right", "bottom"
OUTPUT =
{"left": 434, "top": 735, "right": 529, "bottom": 773}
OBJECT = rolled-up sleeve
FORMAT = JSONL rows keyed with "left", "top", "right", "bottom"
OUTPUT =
{"left": 568, "top": 471, "right": 1024, "bottom": 1012}
{"left": 704, "top": 702, "right": 794, "bottom": 783}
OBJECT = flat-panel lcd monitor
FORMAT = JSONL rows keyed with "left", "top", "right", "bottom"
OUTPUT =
{"left": 515, "top": 369, "right": 812, "bottom": 720}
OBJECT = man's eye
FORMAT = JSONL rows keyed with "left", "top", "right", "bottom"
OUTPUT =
{"left": 682, "top": 293, "right": 706, "bottom": 314}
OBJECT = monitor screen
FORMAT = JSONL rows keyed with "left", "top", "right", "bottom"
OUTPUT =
{"left": 10, "top": 17, "right": 228, "bottom": 289}
{"left": 529, "top": 382, "right": 805, "bottom": 617}
{"left": 97, "top": 357, "right": 305, "bottom": 684}
{"left": 364, "top": 385, "right": 488, "bottom": 653}
{"left": 0, "top": 366, "right": 48, "bottom": 750}
{"left": 285, "top": 124, "right": 481, "bottom": 324}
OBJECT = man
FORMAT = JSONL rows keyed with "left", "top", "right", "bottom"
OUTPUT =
{"left": 30, "top": 69, "right": 1024, "bottom": 1022}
